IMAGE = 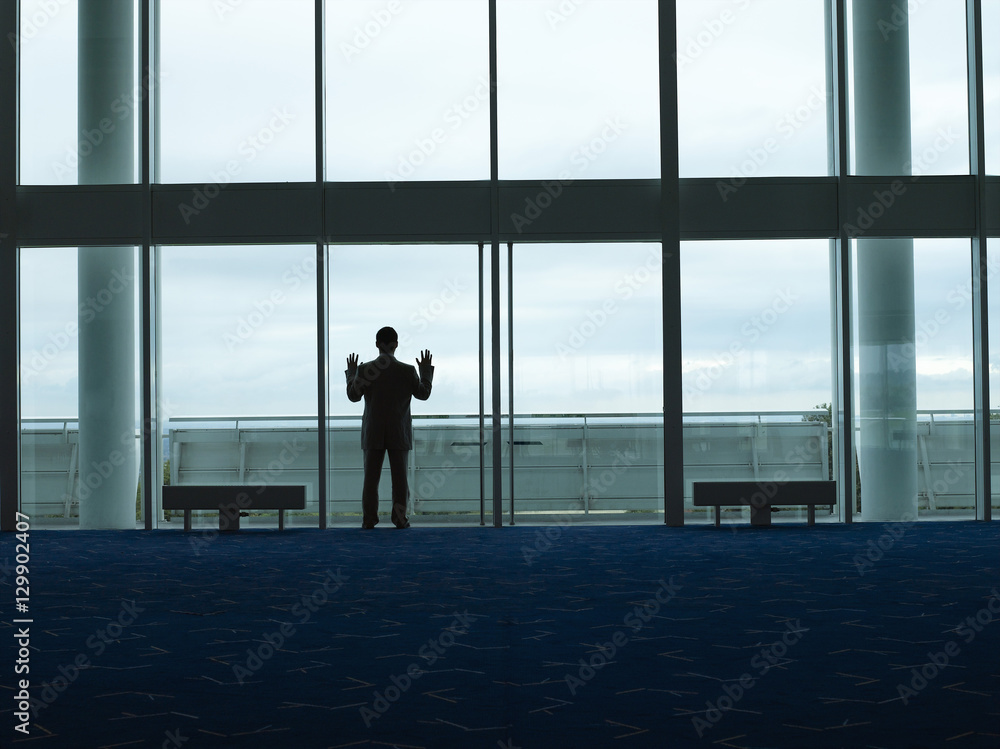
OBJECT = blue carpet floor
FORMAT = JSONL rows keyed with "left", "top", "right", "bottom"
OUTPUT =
{"left": 2, "top": 522, "right": 999, "bottom": 748}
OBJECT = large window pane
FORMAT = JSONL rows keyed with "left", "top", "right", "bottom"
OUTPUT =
{"left": 19, "top": 0, "right": 140, "bottom": 185}
{"left": 498, "top": 0, "right": 659, "bottom": 179}
{"left": 329, "top": 245, "right": 485, "bottom": 524}
{"left": 158, "top": 0, "right": 315, "bottom": 183}
{"left": 852, "top": 238, "right": 975, "bottom": 521}
{"left": 159, "top": 245, "right": 318, "bottom": 527}
{"left": 677, "top": 0, "right": 828, "bottom": 178}
{"left": 508, "top": 244, "right": 664, "bottom": 520}
{"left": 20, "top": 247, "right": 141, "bottom": 528}
{"left": 848, "top": 0, "right": 970, "bottom": 175}
{"left": 986, "top": 0, "right": 1000, "bottom": 175}
{"left": 681, "top": 240, "right": 835, "bottom": 524}
{"left": 326, "top": 0, "right": 489, "bottom": 182}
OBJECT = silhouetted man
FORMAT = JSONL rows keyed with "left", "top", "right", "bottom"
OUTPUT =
{"left": 346, "top": 327, "right": 433, "bottom": 529}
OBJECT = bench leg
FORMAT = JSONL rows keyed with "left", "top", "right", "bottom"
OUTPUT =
{"left": 279, "top": 510, "right": 285, "bottom": 531}
{"left": 219, "top": 507, "right": 240, "bottom": 532}
{"left": 808, "top": 506, "right": 815, "bottom": 526}
{"left": 183, "top": 510, "right": 191, "bottom": 532}
{"left": 714, "top": 506, "right": 720, "bottom": 528}
{"left": 750, "top": 505, "right": 772, "bottom": 527}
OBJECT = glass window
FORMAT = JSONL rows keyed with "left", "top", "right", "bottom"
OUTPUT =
{"left": 985, "top": 0, "right": 1000, "bottom": 175}
{"left": 19, "top": 0, "right": 141, "bottom": 185}
{"left": 852, "top": 238, "right": 975, "bottom": 521}
{"left": 326, "top": 0, "right": 490, "bottom": 182}
{"left": 498, "top": 0, "right": 660, "bottom": 179}
{"left": 158, "top": 245, "right": 318, "bottom": 527}
{"left": 328, "top": 245, "right": 486, "bottom": 524}
{"left": 681, "top": 240, "right": 835, "bottom": 524}
{"left": 157, "top": 0, "right": 315, "bottom": 183}
{"left": 507, "top": 243, "right": 664, "bottom": 520}
{"left": 20, "top": 247, "right": 142, "bottom": 528}
{"left": 677, "top": 0, "right": 828, "bottom": 178}
{"left": 848, "top": 0, "right": 970, "bottom": 175}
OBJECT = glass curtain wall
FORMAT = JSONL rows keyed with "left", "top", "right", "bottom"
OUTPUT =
{"left": 157, "top": 0, "right": 315, "bottom": 184}
{"left": 681, "top": 240, "right": 835, "bottom": 525}
{"left": 677, "top": 0, "right": 828, "bottom": 178}
{"left": 328, "top": 245, "right": 485, "bottom": 525}
{"left": 851, "top": 239, "right": 976, "bottom": 520}
{"left": 19, "top": 247, "right": 142, "bottom": 528}
{"left": 158, "top": 245, "right": 318, "bottom": 528}
{"left": 497, "top": 0, "right": 659, "bottom": 179}
{"left": 11, "top": 1, "right": 1000, "bottom": 529}
{"left": 325, "top": 0, "right": 490, "bottom": 182}
{"left": 506, "top": 243, "right": 664, "bottom": 523}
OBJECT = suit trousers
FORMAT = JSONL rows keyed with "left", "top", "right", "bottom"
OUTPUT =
{"left": 362, "top": 448, "right": 409, "bottom": 526}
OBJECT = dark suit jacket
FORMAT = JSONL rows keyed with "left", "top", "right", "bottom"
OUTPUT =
{"left": 346, "top": 354, "right": 433, "bottom": 450}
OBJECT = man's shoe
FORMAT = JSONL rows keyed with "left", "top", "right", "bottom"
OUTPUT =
{"left": 362, "top": 521, "right": 377, "bottom": 529}
{"left": 394, "top": 521, "right": 410, "bottom": 529}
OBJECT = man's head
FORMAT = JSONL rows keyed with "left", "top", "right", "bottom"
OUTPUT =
{"left": 375, "top": 326, "right": 398, "bottom": 354}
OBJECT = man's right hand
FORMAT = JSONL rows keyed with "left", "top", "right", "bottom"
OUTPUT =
{"left": 346, "top": 353, "right": 359, "bottom": 376}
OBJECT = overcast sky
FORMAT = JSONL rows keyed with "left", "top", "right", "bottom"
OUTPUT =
{"left": 15, "top": 0, "right": 1000, "bottom": 425}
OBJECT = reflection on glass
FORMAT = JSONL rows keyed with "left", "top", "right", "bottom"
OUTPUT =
{"left": 498, "top": 0, "right": 659, "bottom": 179}
{"left": 158, "top": 0, "right": 315, "bottom": 183}
{"left": 19, "top": 0, "right": 141, "bottom": 185}
{"left": 677, "top": 0, "right": 827, "bottom": 178}
{"left": 326, "top": 0, "right": 489, "bottom": 181}
{"left": 509, "top": 244, "right": 664, "bottom": 519}
{"left": 159, "top": 245, "right": 318, "bottom": 527}
{"left": 681, "top": 240, "right": 834, "bottom": 524}
{"left": 848, "top": 0, "right": 970, "bottom": 175}
{"left": 20, "top": 247, "right": 141, "bottom": 528}
{"left": 329, "top": 245, "right": 484, "bottom": 523}
{"left": 852, "top": 238, "right": 975, "bottom": 520}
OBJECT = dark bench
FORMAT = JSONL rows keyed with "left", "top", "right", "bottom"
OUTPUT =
{"left": 692, "top": 480, "right": 836, "bottom": 527}
{"left": 162, "top": 485, "right": 306, "bottom": 531}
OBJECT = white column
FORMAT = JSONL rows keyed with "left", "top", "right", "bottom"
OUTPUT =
{"left": 852, "top": 0, "right": 917, "bottom": 521}
{"left": 77, "top": 0, "right": 136, "bottom": 529}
